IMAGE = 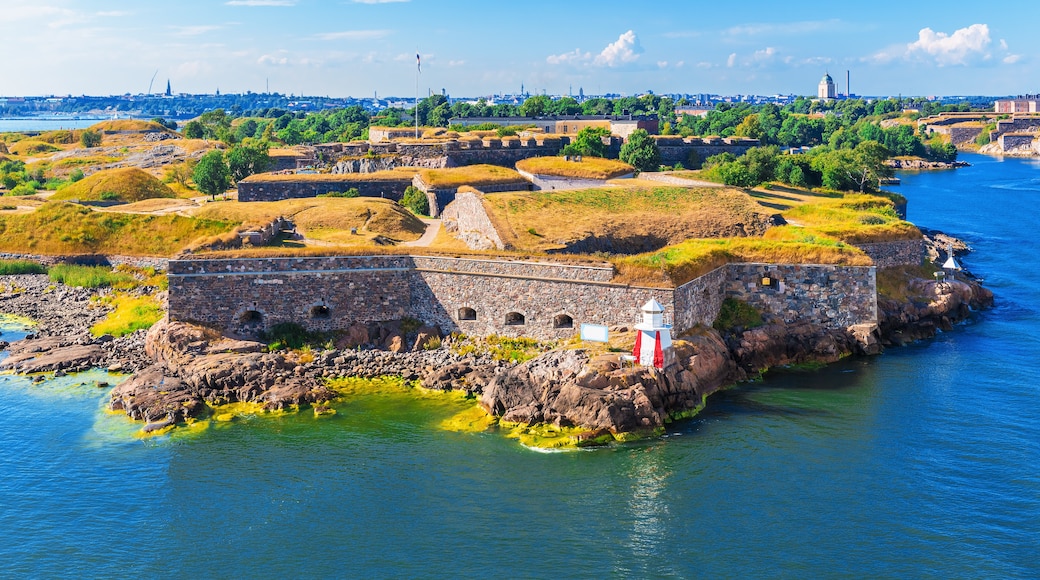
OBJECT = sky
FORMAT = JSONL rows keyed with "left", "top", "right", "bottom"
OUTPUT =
{"left": 0, "top": 0, "right": 1037, "bottom": 99}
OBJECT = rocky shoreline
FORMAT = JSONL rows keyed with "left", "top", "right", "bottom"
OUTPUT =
{"left": 0, "top": 231, "right": 994, "bottom": 442}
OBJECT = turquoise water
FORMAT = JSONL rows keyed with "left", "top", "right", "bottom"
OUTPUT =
{"left": 1, "top": 153, "right": 1039, "bottom": 578}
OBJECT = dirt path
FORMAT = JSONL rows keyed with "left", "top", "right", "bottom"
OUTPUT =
{"left": 401, "top": 218, "right": 441, "bottom": 247}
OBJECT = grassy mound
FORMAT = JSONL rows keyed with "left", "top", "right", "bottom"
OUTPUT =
{"left": 89, "top": 119, "right": 168, "bottom": 133}
{"left": 516, "top": 156, "right": 635, "bottom": 180}
{"left": 0, "top": 201, "right": 234, "bottom": 256}
{"left": 771, "top": 193, "right": 921, "bottom": 244}
{"left": 484, "top": 186, "right": 773, "bottom": 252}
{"left": 9, "top": 140, "right": 60, "bottom": 156}
{"left": 613, "top": 238, "right": 873, "bottom": 287}
{"left": 190, "top": 197, "right": 426, "bottom": 244}
{"left": 417, "top": 164, "right": 526, "bottom": 189}
{"left": 50, "top": 167, "right": 176, "bottom": 203}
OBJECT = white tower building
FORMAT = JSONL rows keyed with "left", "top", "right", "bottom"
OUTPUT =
{"left": 818, "top": 73, "right": 836, "bottom": 100}
{"left": 632, "top": 299, "right": 674, "bottom": 370}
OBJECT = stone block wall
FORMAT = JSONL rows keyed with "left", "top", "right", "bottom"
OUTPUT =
{"left": 440, "top": 191, "right": 507, "bottom": 250}
{"left": 237, "top": 177, "right": 413, "bottom": 202}
{"left": 724, "top": 263, "right": 877, "bottom": 329}
{"left": 168, "top": 255, "right": 879, "bottom": 341}
{"left": 516, "top": 169, "right": 624, "bottom": 191}
{"left": 672, "top": 266, "right": 729, "bottom": 332}
{"left": 857, "top": 239, "right": 924, "bottom": 268}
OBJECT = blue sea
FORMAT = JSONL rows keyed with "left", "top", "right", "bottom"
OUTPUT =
{"left": 1, "top": 153, "right": 1038, "bottom": 578}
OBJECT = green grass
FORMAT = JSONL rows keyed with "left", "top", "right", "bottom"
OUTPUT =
{"left": 713, "top": 298, "right": 764, "bottom": 331}
{"left": 90, "top": 293, "right": 163, "bottom": 337}
{"left": 48, "top": 264, "right": 135, "bottom": 288}
{"left": 0, "top": 259, "right": 46, "bottom": 275}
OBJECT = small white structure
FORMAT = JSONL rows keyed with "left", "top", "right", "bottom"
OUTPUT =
{"left": 632, "top": 299, "right": 674, "bottom": 370}
{"left": 942, "top": 243, "right": 961, "bottom": 272}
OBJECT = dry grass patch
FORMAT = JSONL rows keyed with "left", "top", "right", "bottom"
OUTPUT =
{"left": 516, "top": 156, "right": 635, "bottom": 180}
{"left": 417, "top": 165, "right": 526, "bottom": 189}
{"left": 10, "top": 140, "right": 61, "bottom": 156}
{"left": 89, "top": 119, "right": 168, "bottom": 133}
{"left": 189, "top": 197, "right": 426, "bottom": 243}
{"left": 97, "top": 198, "right": 197, "bottom": 213}
{"left": 0, "top": 201, "right": 234, "bottom": 256}
{"left": 774, "top": 193, "right": 921, "bottom": 244}
{"left": 50, "top": 167, "right": 176, "bottom": 203}
{"left": 484, "top": 186, "right": 773, "bottom": 252}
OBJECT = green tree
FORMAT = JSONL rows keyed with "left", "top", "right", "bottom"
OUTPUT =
{"left": 192, "top": 150, "right": 230, "bottom": 200}
{"left": 561, "top": 126, "right": 610, "bottom": 157}
{"left": 401, "top": 185, "right": 429, "bottom": 216}
{"left": 619, "top": 129, "right": 661, "bottom": 172}
{"left": 226, "top": 140, "right": 272, "bottom": 183}
{"left": 80, "top": 129, "right": 102, "bottom": 148}
{"left": 519, "top": 95, "right": 551, "bottom": 117}
{"left": 182, "top": 120, "right": 205, "bottom": 139}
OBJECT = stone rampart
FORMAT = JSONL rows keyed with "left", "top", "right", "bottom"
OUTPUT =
{"left": 237, "top": 176, "right": 412, "bottom": 202}
{"left": 440, "top": 191, "right": 507, "bottom": 250}
{"left": 516, "top": 169, "right": 625, "bottom": 191}
{"left": 856, "top": 239, "right": 924, "bottom": 268}
{"left": 168, "top": 255, "right": 878, "bottom": 341}
{"left": 725, "top": 263, "right": 877, "bottom": 329}
{"left": 654, "top": 137, "right": 759, "bottom": 167}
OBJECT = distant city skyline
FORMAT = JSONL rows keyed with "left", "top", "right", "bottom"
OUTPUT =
{"left": 0, "top": 0, "right": 1035, "bottom": 98}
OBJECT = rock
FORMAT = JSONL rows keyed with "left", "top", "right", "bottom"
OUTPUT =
{"left": 411, "top": 325, "right": 442, "bottom": 352}
{"left": 338, "top": 323, "right": 369, "bottom": 349}
{"left": 0, "top": 339, "right": 105, "bottom": 374}
{"left": 385, "top": 333, "right": 405, "bottom": 353}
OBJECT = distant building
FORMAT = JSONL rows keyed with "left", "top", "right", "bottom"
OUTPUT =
{"left": 447, "top": 115, "right": 659, "bottom": 139}
{"left": 994, "top": 95, "right": 1040, "bottom": 114}
{"left": 818, "top": 73, "right": 836, "bottom": 100}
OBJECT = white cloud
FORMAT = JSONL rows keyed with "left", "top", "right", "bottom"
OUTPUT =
{"left": 905, "top": 23, "right": 991, "bottom": 65}
{"left": 725, "top": 19, "right": 842, "bottom": 38}
{"left": 170, "top": 25, "right": 223, "bottom": 37}
{"left": 546, "top": 48, "right": 590, "bottom": 65}
{"left": 726, "top": 53, "right": 737, "bottom": 67}
{"left": 594, "top": 30, "right": 642, "bottom": 67}
{"left": 753, "top": 47, "right": 777, "bottom": 62}
{"left": 1003, "top": 54, "right": 1022, "bottom": 64}
{"left": 258, "top": 54, "right": 290, "bottom": 66}
{"left": 225, "top": 0, "right": 296, "bottom": 6}
{"left": 657, "top": 61, "right": 669, "bottom": 69}
{"left": 314, "top": 30, "right": 391, "bottom": 41}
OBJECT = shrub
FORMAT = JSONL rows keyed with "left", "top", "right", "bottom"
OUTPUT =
{"left": 401, "top": 185, "right": 429, "bottom": 216}
{"left": 80, "top": 129, "right": 102, "bottom": 148}
{"left": 318, "top": 188, "right": 360, "bottom": 198}
{"left": 48, "top": 264, "right": 135, "bottom": 288}
{"left": 713, "top": 298, "right": 764, "bottom": 331}
{"left": 0, "top": 259, "right": 46, "bottom": 275}
{"left": 262, "top": 322, "right": 329, "bottom": 350}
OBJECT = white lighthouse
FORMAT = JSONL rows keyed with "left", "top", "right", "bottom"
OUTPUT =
{"left": 632, "top": 299, "right": 674, "bottom": 370}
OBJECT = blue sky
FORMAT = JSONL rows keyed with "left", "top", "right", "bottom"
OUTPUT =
{"left": 1, "top": 0, "right": 1036, "bottom": 98}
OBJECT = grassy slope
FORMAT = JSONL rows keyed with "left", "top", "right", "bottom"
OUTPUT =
{"left": 0, "top": 202, "right": 234, "bottom": 256}
{"left": 417, "top": 165, "right": 525, "bottom": 189}
{"left": 484, "top": 186, "right": 772, "bottom": 252}
{"left": 189, "top": 197, "right": 426, "bottom": 243}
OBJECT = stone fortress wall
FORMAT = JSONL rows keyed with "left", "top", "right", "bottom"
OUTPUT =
{"left": 168, "top": 254, "right": 880, "bottom": 342}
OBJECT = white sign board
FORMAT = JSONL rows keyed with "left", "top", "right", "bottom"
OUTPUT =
{"left": 580, "top": 323, "right": 610, "bottom": 343}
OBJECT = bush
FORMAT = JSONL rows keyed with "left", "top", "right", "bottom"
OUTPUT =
{"left": 401, "top": 185, "right": 429, "bottom": 216}
{"left": 80, "top": 129, "right": 102, "bottom": 148}
{"left": 0, "top": 259, "right": 46, "bottom": 275}
{"left": 48, "top": 264, "right": 135, "bottom": 288}
{"left": 713, "top": 298, "right": 764, "bottom": 331}
{"left": 318, "top": 188, "right": 360, "bottom": 198}
{"left": 262, "top": 322, "right": 328, "bottom": 350}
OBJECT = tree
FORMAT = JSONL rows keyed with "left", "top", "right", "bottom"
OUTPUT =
{"left": 519, "top": 95, "right": 551, "bottom": 117}
{"left": 80, "top": 129, "right": 102, "bottom": 148}
{"left": 182, "top": 120, "right": 205, "bottom": 139}
{"left": 192, "top": 150, "right": 230, "bottom": 200}
{"left": 619, "top": 129, "right": 660, "bottom": 172}
{"left": 226, "top": 140, "right": 272, "bottom": 183}
{"left": 401, "top": 185, "right": 429, "bottom": 216}
{"left": 561, "top": 126, "right": 610, "bottom": 158}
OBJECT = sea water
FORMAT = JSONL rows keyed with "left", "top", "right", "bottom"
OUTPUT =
{"left": 0, "top": 153, "right": 1037, "bottom": 578}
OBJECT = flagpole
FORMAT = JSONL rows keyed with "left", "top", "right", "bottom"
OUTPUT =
{"left": 415, "top": 49, "right": 420, "bottom": 139}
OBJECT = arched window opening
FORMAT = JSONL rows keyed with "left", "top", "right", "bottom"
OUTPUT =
{"left": 505, "top": 312, "right": 525, "bottom": 326}
{"left": 240, "top": 310, "right": 263, "bottom": 324}
{"left": 553, "top": 314, "right": 574, "bottom": 329}
{"left": 458, "top": 307, "right": 477, "bottom": 321}
{"left": 310, "top": 305, "right": 331, "bottom": 319}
